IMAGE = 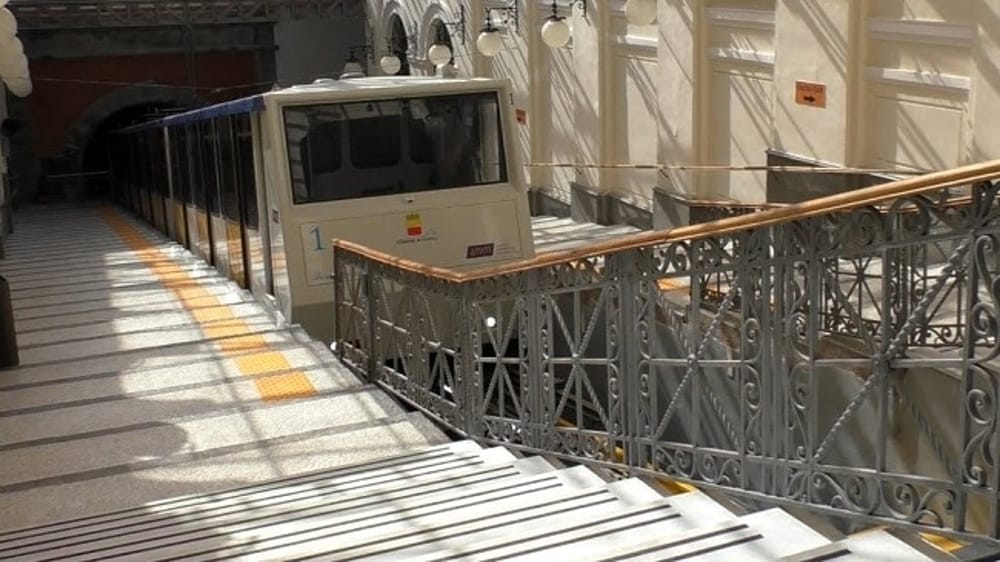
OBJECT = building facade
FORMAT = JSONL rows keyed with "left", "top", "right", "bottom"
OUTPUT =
{"left": 365, "top": 0, "right": 996, "bottom": 227}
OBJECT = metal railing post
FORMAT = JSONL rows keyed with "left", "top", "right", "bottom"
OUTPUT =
{"left": 615, "top": 249, "right": 645, "bottom": 472}
{"left": 459, "top": 284, "right": 478, "bottom": 437}
{"left": 364, "top": 260, "right": 378, "bottom": 382}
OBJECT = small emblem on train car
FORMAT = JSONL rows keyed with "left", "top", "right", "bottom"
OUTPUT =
{"left": 405, "top": 213, "right": 423, "bottom": 236}
{"left": 466, "top": 243, "right": 495, "bottom": 259}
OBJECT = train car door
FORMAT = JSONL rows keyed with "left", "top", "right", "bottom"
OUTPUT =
{"left": 148, "top": 130, "right": 167, "bottom": 234}
{"left": 217, "top": 116, "right": 246, "bottom": 288}
{"left": 177, "top": 124, "right": 199, "bottom": 254}
{"left": 128, "top": 140, "right": 143, "bottom": 218}
{"left": 260, "top": 111, "right": 290, "bottom": 319}
{"left": 248, "top": 113, "right": 274, "bottom": 301}
{"left": 137, "top": 135, "right": 153, "bottom": 224}
{"left": 191, "top": 121, "right": 214, "bottom": 264}
{"left": 236, "top": 114, "right": 262, "bottom": 295}
{"left": 206, "top": 118, "right": 230, "bottom": 276}
{"left": 164, "top": 128, "right": 186, "bottom": 247}
{"left": 184, "top": 122, "right": 208, "bottom": 262}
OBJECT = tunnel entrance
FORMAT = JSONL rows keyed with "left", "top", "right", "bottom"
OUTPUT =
{"left": 77, "top": 103, "right": 180, "bottom": 200}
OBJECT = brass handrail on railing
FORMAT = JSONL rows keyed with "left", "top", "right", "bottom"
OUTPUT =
{"left": 332, "top": 160, "right": 1000, "bottom": 281}
{"left": 332, "top": 159, "right": 1000, "bottom": 544}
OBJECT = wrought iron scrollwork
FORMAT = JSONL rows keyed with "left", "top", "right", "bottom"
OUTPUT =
{"left": 333, "top": 176, "right": 1000, "bottom": 542}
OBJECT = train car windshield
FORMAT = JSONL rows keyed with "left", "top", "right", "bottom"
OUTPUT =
{"left": 284, "top": 92, "right": 508, "bottom": 204}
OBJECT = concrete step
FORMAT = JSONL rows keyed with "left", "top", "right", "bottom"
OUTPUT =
{"left": 531, "top": 216, "right": 642, "bottom": 254}
{"left": 16, "top": 304, "right": 268, "bottom": 348}
{"left": 354, "top": 486, "right": 728, "bottom": 562}
{"left": 391, "top": 491, "right": 757, "bottom": 562}
{"left": 168, "top": 466, "right": 636, "bottom": 562}
{"left": 606, "top": 507, "right": 829, "bottom": 561}
{"left": 0, "top": 344, "right": 345, "bottom": 411}
{"left": 0, "top": 411, "right": 447, "bottom": 531}
{"left": 0, "top": 329, "right": 314, "bottom": 388}
{"left": 0, "top": 365, "right": 361, "bottom": 447}
{"left": 15, "top": 315, "right": 280, "bottom": 364}
{"left": 0, "top": 386, "right": 409, "bottom": 487}
{"left": 6, "top": 454, "right": 599, "bottom": 560}
{"left": 779, "top": 529, "right": 939, "bottom": 561}
{"left": 0, "top": 441, "right": 492, "bottom": 551}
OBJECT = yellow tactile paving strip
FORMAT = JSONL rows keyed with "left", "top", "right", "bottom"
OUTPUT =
{"left": 100, "top": 208, "right": 317, "bottom": 402}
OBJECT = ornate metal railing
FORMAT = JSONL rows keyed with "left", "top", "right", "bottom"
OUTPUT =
{"left": 687, "top": 200, "right": 787, "bottom": 310}
{"left": 688, "top": 198, "right": 787, "bottom": 225}
{"left": 333, "top": 161, "right": 1000, "bottom": 542}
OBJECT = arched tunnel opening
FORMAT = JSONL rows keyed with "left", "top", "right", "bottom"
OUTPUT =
{"left": 77, "top": 103, "right": 182, "bottom": 200}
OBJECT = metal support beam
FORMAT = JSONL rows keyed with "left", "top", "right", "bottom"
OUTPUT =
{"left": 9, "top": 0, "right": 362, "bottom": 30}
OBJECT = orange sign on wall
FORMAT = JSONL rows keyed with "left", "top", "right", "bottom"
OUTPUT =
{"left": 795, "top": 81, "right": 827, "bottom": 108}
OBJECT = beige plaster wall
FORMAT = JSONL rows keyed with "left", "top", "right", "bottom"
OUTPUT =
{"left": 366, "top": 0, "right": 1000, "bottom": 210}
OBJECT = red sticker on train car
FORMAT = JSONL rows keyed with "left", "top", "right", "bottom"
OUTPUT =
{"left": 405, "top": 213, "right": 423, "bottom": 236}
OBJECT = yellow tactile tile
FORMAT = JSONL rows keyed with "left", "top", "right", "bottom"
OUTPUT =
{"left": 99, "top": 208, "right": 316, "bottom": 402}
{"left": 190, "top": 307, "right": 236, "bottom": 324}
{"left": 254, "top": 372, "right": 317, "bottom": 401}
{"left": 235, "top": 351, "right": 293, "bottom": 377}
{"left": 218, "top": 334, "right": 271, "bottom": 354}
{"left": 920, "top": 532, "right": 965, "bottom": 553}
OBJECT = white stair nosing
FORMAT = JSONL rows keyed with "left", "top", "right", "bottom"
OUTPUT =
{"left": 779, "top": 529, "right": 937, "bottom": 561}
{"left": 41, "top": 468, "right": 581, "bottom": 561}
{"left": 238, "top": 489, "right": 634, "bottom": 562}
{"left": 0, "top": 441, "right": 486, "bottom": 541}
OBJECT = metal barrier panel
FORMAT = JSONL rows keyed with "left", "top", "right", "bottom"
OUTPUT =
{"left": 333, "top": 179, "right": 1000, "bottom": 543}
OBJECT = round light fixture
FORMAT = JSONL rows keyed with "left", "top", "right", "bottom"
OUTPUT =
{"left": 340, "top": 59, "right": 364, "bottom": 79}
{"left": 476, "top": 26, "right": 503, "bottom": 57}
{"left": 624, "top": 0, "right": 657, "bottom": 25}
{"left": 0, "top": 51, "right": 25, "bottom": 73}
{"left": 0, "top": 8, "right": 16, "bottom": 35}
{"left": 379, "top": 54, "right": 402, "bottom": 75}
{"left": 427, "top": 43, "right": 453, "bottom": 67}
{"left": 3, "top": 75, "right": 30, "bottom": 97}
{"left": 541, "top": 16, "right": 571, "bottom": 48}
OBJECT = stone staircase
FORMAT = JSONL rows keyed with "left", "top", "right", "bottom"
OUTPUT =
{"left": 0, "top": 205, "right": 959, "bottom": 560}
{"left": 0, "top": 440, "right": 944, "bottom": 561}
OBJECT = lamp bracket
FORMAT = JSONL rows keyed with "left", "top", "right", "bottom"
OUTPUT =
{"left": 385, "top": 33, "right": 418, "bottom": 58}
{"left": 437, "top": 4, "right": 467, "bottom": 45}
{"left": 347, "top": 45, "right": 375, "bottom": 61}
{"left": 484, "top": 0, "right": 519, "bottom": 32}
{"left": 549, "top": 0, "right": 586, "bottom": 19}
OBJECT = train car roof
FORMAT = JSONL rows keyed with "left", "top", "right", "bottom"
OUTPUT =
{"left": 116, "top": 76, "right": 508, "bottom": 133}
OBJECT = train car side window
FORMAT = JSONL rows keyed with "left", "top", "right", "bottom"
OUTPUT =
{"left": 283, "top": 92, "right": 508, "bottom": 205}
{"left": 345, "top": 102, "right": 401, "bottom": 169}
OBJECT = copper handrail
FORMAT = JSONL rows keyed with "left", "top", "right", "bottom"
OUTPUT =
{"left": 332, "top": 160, "right": 1000, "bottom": 283}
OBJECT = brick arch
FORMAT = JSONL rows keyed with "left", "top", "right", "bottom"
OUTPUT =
{"left": 60, "top": 85, "right": 206, "bottom": 173}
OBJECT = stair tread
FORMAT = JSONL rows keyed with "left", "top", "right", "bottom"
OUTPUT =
{"left": 21, "top": 462, "right": 600, "bottom": 560}
{"left": 779, "top": 529, "right": 938, "bottom": 561}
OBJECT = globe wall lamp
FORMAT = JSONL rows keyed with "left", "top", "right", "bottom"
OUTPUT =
{"left": 341, "top": 45, "right": 373, "bottom": 78}
{"left": 427, "top": 5, "right": 466, "bottom": 67}
{"left": 0, "top": 6, "right": 30, "bottom": 97}
{"left": 624, "top": 0, "right": 657, "bottom": 25}
{"left": 541, "top": 0, "right": 585, "bottom": 49}
{"left": 379, "top": 32, "right": 416, "bottom": 76}
{"left": 476, "top": 1, "right": 519, "bottom": 58}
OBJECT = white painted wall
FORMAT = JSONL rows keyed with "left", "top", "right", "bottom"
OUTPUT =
{"left": 365, "top": 0, "right": 1000, "bottom": 213}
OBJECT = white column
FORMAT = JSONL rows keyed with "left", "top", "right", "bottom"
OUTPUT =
{"left": 656, "top": 0, "right": 702, "bottom": 198}
{"left": 571, "top": 0, "right": 606, "bottom": 191}
{"left": 771, "top": 0, "right": 857, "bottom": 165}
